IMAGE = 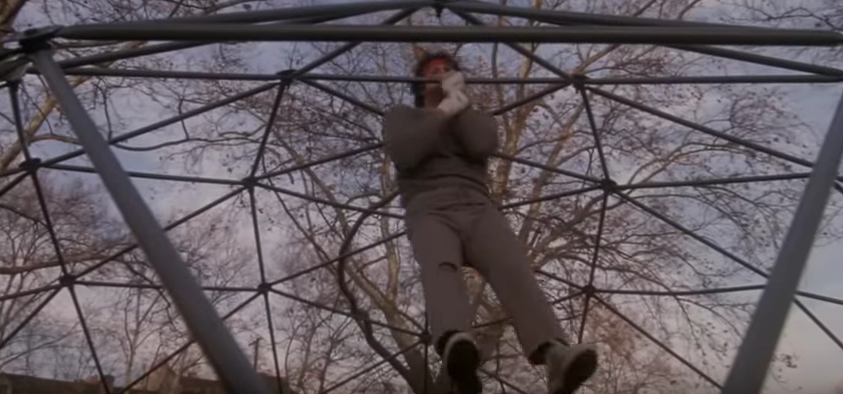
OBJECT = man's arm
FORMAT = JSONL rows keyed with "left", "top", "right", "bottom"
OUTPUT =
{"left": 453, "top": 108, "right": 499, "bottom": 160}
{"left": 382, "top": 105, "right": 448, "bottom": 172}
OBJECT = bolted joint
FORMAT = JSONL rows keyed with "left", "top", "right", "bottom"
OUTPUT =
{"left": 600, "top": 178, "right": 617, "bottom": 193}
{"left": 276, "top": 68, "right": 297, "bottom": 78}
{"left": 256, "top": 282, "right": 271, "bottom": 295}
{"left": 242, "top": 176, "right": 258, "bottom": 189}
{"left": 571, "top": 71, "right": 589, "bottom": 91}
{"left": 419, "top": 330, "right": 433, "bottom": 346}
{"left": 581, "top": 284, "right": 596, "bottom": 297}
{"left": 16, "top": 26, "right": 62, "bottom": 53}
{"left": 59, "top": 274, "right": 76, "bottom": 287}
{"left": 19, "top": 158, "right": 42, "bottom": 173}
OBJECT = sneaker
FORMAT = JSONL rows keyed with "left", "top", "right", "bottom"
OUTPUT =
{"left": 442, "top": 331, "right": 482, "bottom": 394}
{"left": 545, "top": 342, "right": 598, "bottom": 394}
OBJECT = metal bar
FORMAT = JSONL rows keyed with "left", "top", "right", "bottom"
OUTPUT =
{"left": 248, "top": 188, "right": 268, "bottom": 282}
{"left": 794, "top": 299, "right": 843, "bottom": 351}
{"left": 620, "top": 173, "right": 812, "bottom": 190}
{"left": 132, "top": 0, "right": 430, "bottom": 25}
{"left": 589, "top": 87, "right": 843, "bottom": 182}
{"left": 67, "top": 285, "right": 111, "bottom": 394}
{"left": 257, "top": 144, "right": 381, "bottom": 180}
{"left": 579, "top": 88, "right": 610, "bottom": 178}
{"left": 722, "top": 91, "right": 843, "bottom": 394}
{"left": 269, "top": 288, "right": 421, "bottom": 337}
{"left": 617, "top": 192, "right": 767, "bottom": 278}
{"left": 592, "top": 294, "right": 721, "bottom": 387}
{"left": 535, "top": 269, "right": 585, "bottom": 290}
{"left": 306, "top": 73, "right": 560, "bottom": 84}
{"left": 0, "top": 165, "right": 29, "bottom": 181}
{"left": 448, "top": 9, "right": 575, "bottom": 83}
{"left": 0, "top": 174, "right": 28, "bottom": 201}
{"left": 28, "top": 48, "right": 272, "bottom": 394}
{"left": 297, "top": 78, "right": 384, "bottom": 116}
{"left": 578, "top": 193, "right": 608, "bottom": 343}
{"left": 262, "top": 293, "right": 284, "bottom": 394}
{"left": 597, "top": 284, "right": 765, "bottom": 296}
{"left": 38, "top": 82, "right": 277, "bottom": 171}
{"left": 493, "top": 152, "right": 602, "bottom": 183}
{"left": 68, "top": 68, "right": 843, "bottom": 86}
{"left": 616, "top": 184, "right": 843, "bottom": 357}
{"left": 500, "top": 185, "right": 602, "bottom": 210}
{"left": 0, "top": 284, "right": 62, "bottom": 302}
{"left": 117, "top": 293, "right": 260, "bottom": 394}
{"left": 257, "top": 182, "right": 402, "bottom": 219}
{"left": 75, "top": 187, "right": 245, "bottom": 279}
{"left": 50, "top": 6, "right": 391, "bottom": 70}
{"left": 268, "top": 231, "right": 405, "bottom": 286}
{"left": 56, "top": 24, "right": 843, "bottom": 46}
{"left": 45, "top": 163, "right": 245, "bottom": 186}
{"left": 249, "top": 83, "right": 289, "bottom": 177}
{"left": 0, "top": 288, "right": 61, "bottom": 349}
{"left": 74, "top": 280, "right": 256, "bottom": 293}
{"left": 54, "top": 67, "right": 280, "bottom": 81}
{"left": 587, "top": 74, "right": 843, "bottom": 85}
{"left": 11, "top": 83, "right": 72, "bottom": 279}
{"left": 457, "top": 0, "right": 843, "bottom": 76}
{"left": 493, "top": 83, "right": 572, "bottom": 116}
{"left": 447, "top": 0, "right": 762, "bottom": 29}
{"left": 797, "top": 291, "right": 843, "bottom": 306}
{"left": 665, "top": 45, "right": 843, "bottom": 77}
{"left": 293, "top": 5, "right": 424, "bottom": 77}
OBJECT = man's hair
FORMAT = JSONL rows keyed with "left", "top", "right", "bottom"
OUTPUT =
{"left": 411, "top": 51, "right": 462, "bottom": 108}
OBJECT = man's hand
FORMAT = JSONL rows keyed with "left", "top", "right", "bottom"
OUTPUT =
{"left": 436, "top": 71, "right": 469, "bottom": 118}
{"left": 437, "top": 89, "right": 470, "bottom": 117}
{"left": 441, "top": 71, "right": 465, "bottom": 95}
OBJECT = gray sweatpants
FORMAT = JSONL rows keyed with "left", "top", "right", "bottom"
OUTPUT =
{"left": 404, "top": 185, "right": 566, "bottom": 362}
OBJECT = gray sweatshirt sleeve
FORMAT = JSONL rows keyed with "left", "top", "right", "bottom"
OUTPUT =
{"left": 453, "top": 108, "right": 499, "bottom": 160}
{"left": 382, "top": 105, "right": 448, "bottom": 172}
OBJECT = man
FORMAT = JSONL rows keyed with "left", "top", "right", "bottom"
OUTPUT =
{"left": 381, "top": 48, "right": 598, "bottom": 394}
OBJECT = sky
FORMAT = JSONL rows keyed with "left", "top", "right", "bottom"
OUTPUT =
{"left": 2, "top": 0, "right": 843, "bottom": 393}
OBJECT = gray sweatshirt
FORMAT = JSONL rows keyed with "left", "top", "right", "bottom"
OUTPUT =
{"left": 382, "top": 105, "right": 499, "bottom": 206}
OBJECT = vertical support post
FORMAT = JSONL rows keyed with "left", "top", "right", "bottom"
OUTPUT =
{"left": 722, "top": 90, "right": 843, "bottom": 394}
{"left": 27, "top": 46, "right": 272, "bottom": 394}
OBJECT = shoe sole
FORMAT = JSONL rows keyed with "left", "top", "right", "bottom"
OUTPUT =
{"left": 446, "top": 340, "right": 482, "bottom": 394}
{"left": 554, "top": 349, "right": 598, "bottom": 394}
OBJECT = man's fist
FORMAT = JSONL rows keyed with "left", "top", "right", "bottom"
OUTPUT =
{"left": 437, "top": 89, "right": 470, "bottom": 118}
{"left": 440, "top": 71, "right": 465, "bottom": 95}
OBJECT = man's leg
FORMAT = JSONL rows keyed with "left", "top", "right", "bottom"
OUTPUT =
{"left": 463, "top": 206, "right": 564, "bottom": 359}
{"left": 465, "top": 206, "right": 596, "bottom": 394}
{"left": 406, "top": 212, "right": 481, "bottom": 394}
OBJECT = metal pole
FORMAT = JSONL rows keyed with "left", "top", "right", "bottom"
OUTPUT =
{"left": 100, "top": 0, "right": 431, "bottom": 25}
{"left": 586, "top": 74, "right": 843, "bottom": 85}
{"left": 446, "top": 0, "right": 759, "bottom": 29}
{"left": 51, "top": 6, "right": 394, "bottom": 70}
{"left": 453, "top": 0, "right": 843, "bottom": 76}
{"left": 722, "top": 90, "right": 843, "bottom": 394}
{"left": 56, "top": 24, "right": 843, "bottom": 46}
{"left": 27, "top": 47, "right": 272, "bottom": 394}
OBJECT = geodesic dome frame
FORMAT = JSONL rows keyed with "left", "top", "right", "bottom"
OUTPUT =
{"left": 1, "top": 1, "right": 843, "bottom": 393}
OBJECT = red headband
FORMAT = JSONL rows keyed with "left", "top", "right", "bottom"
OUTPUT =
{"left": 422, "top": 59, "right": 449, "bottom": 75}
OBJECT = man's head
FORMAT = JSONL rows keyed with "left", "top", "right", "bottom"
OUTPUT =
{"left": 410, "top": 46, "right": 462, "bottom": 108}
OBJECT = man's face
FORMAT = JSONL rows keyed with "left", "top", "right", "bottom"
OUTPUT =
{"left": 421, "top": 58, "right": 453, "bottom": 97}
